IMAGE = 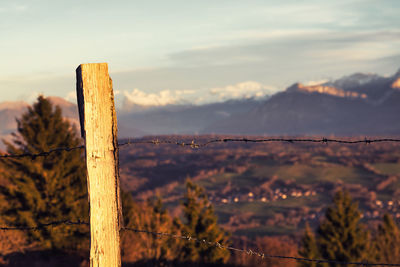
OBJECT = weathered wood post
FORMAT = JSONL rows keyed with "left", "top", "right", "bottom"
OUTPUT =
{"left": 76, "top": 63, "right": 122, "bottom": 267}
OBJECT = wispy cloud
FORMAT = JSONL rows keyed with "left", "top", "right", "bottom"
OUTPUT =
{"left": 170, "top": 30, "right": 400, "bottom": 67}
{"left": 0, "top": 3, "right": 28, "bottom": 13}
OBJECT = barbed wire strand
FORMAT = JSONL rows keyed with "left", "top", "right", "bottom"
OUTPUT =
{"left": 0, "top": 221, "right": 399, "bottom": 266}
{"left": 1, "top": 137, "right": 400, "bottom": 159}
{"left": 122, "top": 227, "right": 400, "bottom": 266}
{"left": 119, "top": 137, "right": 400, "bottom": 148}
{"left": 0, "top": 145, "right": 84, "bottom": 159}
{"left": 0, "top": 220, "right": 88, "bottom": 231}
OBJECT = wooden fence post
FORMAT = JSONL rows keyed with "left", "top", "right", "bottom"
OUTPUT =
{"left": 76, "top": 63, "right": 122, "bottom": 267}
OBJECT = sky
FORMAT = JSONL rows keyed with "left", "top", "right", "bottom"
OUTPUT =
{"left": 1, "top": 0, "right": 400, "bottom": 107}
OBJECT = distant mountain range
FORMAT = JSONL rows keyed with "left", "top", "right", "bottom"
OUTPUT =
{"left": 1, "top": 68, "right": 399, "bottom": 149}
{"left": 207, "top": 70, "right": 400, "bottom": 135}
{"left": 118, "top": 98, "right": 264, "bottom": 136}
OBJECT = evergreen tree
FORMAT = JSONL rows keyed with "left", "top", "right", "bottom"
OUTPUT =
{"left": 178, "top": 180, "right": 230, "bottom": 265}
{"left": 298, "top": 223, "right": 320, "bottom": 267}
{"left": 0, "top": 96, "right": 88, "bottom": 250}
{"left": 373, "top": 213, "right": 400, "bottom": 263}
{"left": 317, "top": 191, "right": 369, "bottom": 266}
{"left": 121, "top": 191, "right": 180, "bottom": 265}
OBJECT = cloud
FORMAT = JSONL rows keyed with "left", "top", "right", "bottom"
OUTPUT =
{"left": 120, "top": 81, "right": 276, "bottom": 108}
{"left": 65, "top": 91, "right": 76, "bottom": 102}
{"left": 123, "top": 88, "right": 195, "bottom": 106}
{"left": 209, "top": 81, "right": 276, "bottom": 101}
{"left": 169, "top": 30, "right": 400, "bottom": 69}
{"left": 0, "top": 3, "right": 28, "bottom": 13}
{"left": 304, "top": 80, "right": 329, "bottom": 86}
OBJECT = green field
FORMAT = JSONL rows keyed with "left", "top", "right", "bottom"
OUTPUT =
{"left": 193, "top": 159, "right": 396, "bottom": 237}
{"left": 249, "top": 163, "right": 376, "bottom": 186}
{"left": 195, "top": 161, "right": 378, "bottom": 193}
{"left": 372, "top": 163, "right": 400, "bottom": 175}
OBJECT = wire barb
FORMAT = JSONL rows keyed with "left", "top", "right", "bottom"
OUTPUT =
{"left": 2, "top": 221, "right": 399, "bottom": 266}
{"left": 1, "top": 137, "right": 400, "bottom": 160}
{"left": 0, "top": 220, "right": 89, "bottom": 231}
{"left": 118, "top": 137, "right": 400, "bottom": 149}
{"left": 1, "top": 136, "right": 400, "bottom": 265}
{"left": 0, "top": 145, "right": 84, "bottom": 159}
{"left": 119, "top": 227, "right": 400, "bottom": 266}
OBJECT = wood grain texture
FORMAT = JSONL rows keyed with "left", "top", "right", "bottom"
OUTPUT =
{"left": 76, "top": 63, "right": 121, "bottom": 267}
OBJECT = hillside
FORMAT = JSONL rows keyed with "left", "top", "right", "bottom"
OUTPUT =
{"left": 118, "top": 135, "right": 400, "bottom": 238}
{"left": 118, "top": 98, "right": 263, "bottom": 136}
{"left": 206, "top": 70, "right": 400, "bottom": 135}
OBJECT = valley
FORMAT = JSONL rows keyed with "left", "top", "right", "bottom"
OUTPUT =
{"left": 119, "top": 135, "right": 400, "bottom": 239}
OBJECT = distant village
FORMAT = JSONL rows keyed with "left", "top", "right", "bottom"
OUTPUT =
{"left": 211, "top": 188, "right": 400, "bottom": 220}
{"left": 119, "top": 136, "right": 400, "bottom": 235}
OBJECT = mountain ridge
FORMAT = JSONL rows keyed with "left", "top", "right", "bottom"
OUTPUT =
{"left": 1, "top": 68, "right": 399, "bottom": 150}
{"left": 206, "top": 68, "right": 400, "bottom": 135}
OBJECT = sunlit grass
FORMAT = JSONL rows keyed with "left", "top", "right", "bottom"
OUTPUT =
{"left": 372, "top": 163, "right": 400, "bottom": 175}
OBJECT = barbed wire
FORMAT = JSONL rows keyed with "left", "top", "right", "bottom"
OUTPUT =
{"left": 122, "top": 227, "right": 400, "bottom": 266}
{"left": 119, "top": 137, "right": 400, "bottom": 148}
{"left": 1, "top": 220, "right": 399, "bottom": 266}
{"left": 0, "top": 145, "right": 84, "bottom": 159}
{"left": 2, "top": 137, "right": 399, "bottom": 159}
{"left": 0, "top": 220, "right": 88, "bottom": 231}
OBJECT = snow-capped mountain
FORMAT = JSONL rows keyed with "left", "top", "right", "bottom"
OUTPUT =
{"left": 1, "top": 68, "right": 399, "bottom": 149}
{"left": 205, "top": 68, "right": 400, "bottom": 135}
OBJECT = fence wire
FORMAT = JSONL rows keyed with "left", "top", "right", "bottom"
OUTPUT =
{"left": 2, "top": 137, "right": 400, "bottom": 265}
{"left": 122, "top": 227, "right": 394, "bottom": 266}
{"left": 0, "top": 220, "right": 89, "bottom": 231}
{"left": 119, "top": 137, "right": 400, "bottom": 147}
{"left": 0, "top": 145, "right": 84, "bottom": 159}
{"left": 0, "top": 221, "right": 399, "bottom": 266}
{"left": 1, "top": 137, "right": 400, "bottom": 159}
